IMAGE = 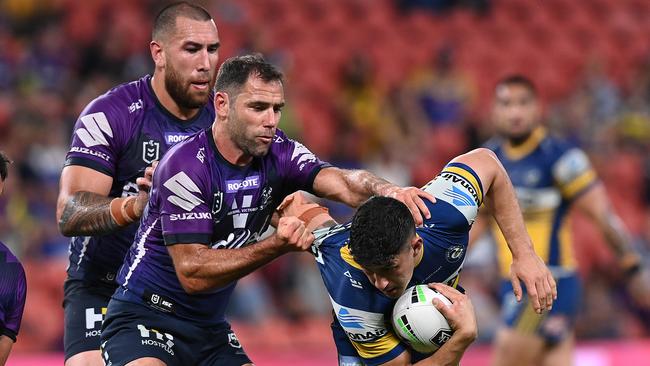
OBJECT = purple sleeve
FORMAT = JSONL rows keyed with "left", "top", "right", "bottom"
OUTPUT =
{"left": 1, "top": 265, "right": 26, "bottom": 342}
{"left": 64, "top": 94, "right": 128, "bottom": 176}
{"left": 158, "top": 147, "right": 213, "bottom": 245}
{"left": 277, "top": 136, "right": 331, "bottom": 193}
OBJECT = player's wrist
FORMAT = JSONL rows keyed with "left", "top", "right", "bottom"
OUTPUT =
{"left": 110, "top": 196, "right": 139, "bottom": 226}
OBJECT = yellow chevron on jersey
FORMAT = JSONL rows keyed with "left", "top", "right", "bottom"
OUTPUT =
{"left": 436, "top": 165, "right": 484, "bottom": 206}
{"left": 487, "top": 127, "right": 597, "bottom": 276}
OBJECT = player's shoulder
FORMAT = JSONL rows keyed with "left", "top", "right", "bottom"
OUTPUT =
{"left": 79, "top": 75, "right": 151, "bottom": 124}
{"left": 538, "top": 132, "right": 583, "bottom": 160}
{"left": 156, "top": 129, "right": 210, "bottom": 177}
{"left": 482, "top": 136, "right": 504, "bottom": 152}
{"left": 0, "top": 241, "right": 26, "bottom": 281}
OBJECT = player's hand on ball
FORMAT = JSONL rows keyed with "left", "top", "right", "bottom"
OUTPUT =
{"left": 383, "top": 186, "right": 435, "bottom": 227}
{"left": 275, "top": 216, "right": 314, "bottom": 252}
{"left": 428, "top": 283, "right": 477, "bottom": 342}
{"left": 134, "top": 161, "right": 158, "bottom": 217}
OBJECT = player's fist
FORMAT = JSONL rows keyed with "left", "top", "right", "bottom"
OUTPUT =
{"left": 429, "top": 283, "right": 477, "bottom": 342}
{"left": 275, "top": 216, "right": 314, "bottom": 252}
{"left": 134, "top": 161, "right": 158, "bottom": 217}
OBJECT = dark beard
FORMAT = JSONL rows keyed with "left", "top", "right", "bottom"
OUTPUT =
{"left": 164, "top": 65, "right": 210, "bottom": 110}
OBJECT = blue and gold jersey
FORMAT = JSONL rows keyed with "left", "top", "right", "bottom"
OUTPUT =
{"left": 486, "top": 127, "right": 597, "bottom": 277}
{"left": 313, "top": 163, "right": 484, "bottom": 365}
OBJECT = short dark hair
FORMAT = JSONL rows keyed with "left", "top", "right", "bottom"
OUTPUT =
{"left": 215, "top": 54, "right": 284, "bottom": 96}
{"left": 152, "top": 2, "right": 212, "bottom": 41}
{"left": 349, "top": 196, "right": 416, "bottom": 269}
{"left": 0, "top": 151, "right": 12, "bottom": 181}
{"left": 495, "top": 74, "right": 537, "bottom": 97}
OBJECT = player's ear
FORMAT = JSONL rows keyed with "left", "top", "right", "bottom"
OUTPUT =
{"left": 150, "top": 41, "right": 165, "bottom": 69}
{"left": 411, "top": 234, "right": 423, "bottom": 258}
{"left": 215, "top": 92, "right": 229, "bottom": 118}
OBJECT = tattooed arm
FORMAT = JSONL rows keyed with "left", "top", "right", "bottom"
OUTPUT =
{"left": 56, "top": 164, "right": 154, "bottom": 236}
{"left": 56, "top": 165, "right": 116, "bottom": 236}
{"left": 311, "top": 167, "right": 434, "bottom": 225}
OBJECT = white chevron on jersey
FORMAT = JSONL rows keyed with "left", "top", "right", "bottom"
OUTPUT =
{"left": 163, "top": 171, "right": 204, "bottom": 211}
{"left": 76, "top": 112, "right": 113, "bottom": 147}
{"left": 291, "top": 141, "right": 318, "bottom": 168}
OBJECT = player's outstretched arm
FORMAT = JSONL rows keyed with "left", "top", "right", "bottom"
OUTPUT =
{"left": 573, "top": 184, "right": 650, "bottom": 308}
{"left": 451, "top": 148, "right": 556, "bottom": 314}
{"left": 169, "top": 216, "right": 314, "bottom": 293}
{"left": 312, "top": 167, "right": 434, "bottom": 226}
{"left": 56, "top": 163, "right": 155, "bottom": 236}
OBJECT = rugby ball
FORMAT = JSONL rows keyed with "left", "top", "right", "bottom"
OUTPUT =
{"left": 392, "top": 285, "right": 453, "bottom": 354}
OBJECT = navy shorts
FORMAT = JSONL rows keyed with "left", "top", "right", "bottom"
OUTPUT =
{"left": 63, "top": 279, "right": 116, "bottom": 361}
{"left": 100, "top": 298, "right": 251, "bottom": 366}
{"left": 500, "top": 272, "right": 581, "bottom": 344}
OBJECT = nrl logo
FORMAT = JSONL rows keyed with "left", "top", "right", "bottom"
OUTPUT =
{"left": 143, "top": 140, "right": 160, "bottom": 164}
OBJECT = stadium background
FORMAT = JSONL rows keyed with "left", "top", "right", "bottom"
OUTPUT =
{"left": 1, "top": 0, "right": 649, "bottom": 364}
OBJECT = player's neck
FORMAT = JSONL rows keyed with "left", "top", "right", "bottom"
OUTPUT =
{"left": 212, "top": 123, "right": 253, "bottom": 166}
{"left": 151, "top": 75, "right": 200, "bottom": 121}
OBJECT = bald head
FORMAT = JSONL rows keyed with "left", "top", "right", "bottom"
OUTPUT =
{"left": 152, "top": 2, "right": 213, "bottom": 42}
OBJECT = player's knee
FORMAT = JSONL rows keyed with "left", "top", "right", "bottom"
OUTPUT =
{"left": 125, "top": 357, "right": 167, "bottom": 366}
{"left": 64, "top": 350, "right": 104, "bottom": 366}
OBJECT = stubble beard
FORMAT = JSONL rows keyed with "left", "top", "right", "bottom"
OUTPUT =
{"left": 228, "top": 111, "right": 271, "bottom": 158}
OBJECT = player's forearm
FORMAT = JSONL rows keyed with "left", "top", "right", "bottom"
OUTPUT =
{"left": 415, "top": 332, "right": 475, "bottom": 366}
{"left": 486, "top": 159, "right": 535, "bottom": 258}
{"left": 336, "top": 169, "right": 397, "bottom": 207}
{"left": 58, "top": 191, "right": 119, "bottom": 236}
{"left": 0, "top": 335, "right": 13, "bottom": 366}
{"left": 174, "top": 236, "right": 287, "bottom": 293}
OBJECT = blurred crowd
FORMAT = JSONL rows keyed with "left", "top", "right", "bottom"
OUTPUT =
{"left": 0, "top": 0, "right": 649, "bottom": 353}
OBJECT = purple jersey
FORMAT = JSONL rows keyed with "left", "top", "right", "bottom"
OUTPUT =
{"left": 0, "top": 241, "right": 26, "bottom": 342}
{"left": 114, "top": 128, "right": 330, "bottom": 325}
{"left": 64, "top": 75, "right": 215, "bottom": 286}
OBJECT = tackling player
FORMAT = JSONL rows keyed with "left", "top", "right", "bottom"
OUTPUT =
{"left": 99, "top": 54, "right": 434, "bottom": 366}
{"left": 478, "top": 75, "right": 650, "bottom": 366}
{"left": 55, "top": 3, "right": 219, "bottom": 365}
{"left": 275, "top": 147, "right": 555, "bottom": 366}
{"left": 0, "top": 152, "right": 26, "bottom": 366}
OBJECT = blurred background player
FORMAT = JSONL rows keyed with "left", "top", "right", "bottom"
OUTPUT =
{"left": 0, "top": 152, "right": 26, "bottom": 366}
{"left": 100, "top": 54, "right": 433, "bottom": 366}
{"left": 475, "top": 75, "right": 650, "bottom": 366}
{"left": 275, "top": 147, "right": 555, "bottom": 366}
{"left": 55, "top": 2, "right": 219, "bottom": 365}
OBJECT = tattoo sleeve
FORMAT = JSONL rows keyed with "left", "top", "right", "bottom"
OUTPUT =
{"left": 58, "top": 191, "right": 119, "bottom": 236}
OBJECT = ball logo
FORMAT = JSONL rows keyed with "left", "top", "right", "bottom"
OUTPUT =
{"left": 430, "top": 329, "right": 453, "bottom": 347}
